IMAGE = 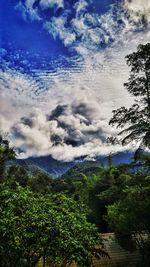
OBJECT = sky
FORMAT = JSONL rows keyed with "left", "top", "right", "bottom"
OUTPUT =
{"left": 0, "top": 0, "right": 150, "bottom": 161}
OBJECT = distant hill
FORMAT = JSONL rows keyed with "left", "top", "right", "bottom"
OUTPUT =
{"left": 8, "top": 155, "right": 75, "bottom": 177}
{"left": 62, "top": 151, "right": 134, "bottom": 179}
{"left": 61, "top": 161, "right": 103, "bottom": 180}
{"left": 7, "top": 151, "right": 134, "bottom": 177}
{"left": 98, "top": 151, "right": 134, "bottom": 165}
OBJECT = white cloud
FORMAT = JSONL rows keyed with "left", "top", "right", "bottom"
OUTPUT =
{"left": 9, "top": 100, "right": 128, "bottom": 160}
{"left": 44, "top": 17, "right": 76, "bottom": 46}
{"left": 45, "top": 3, "right": 121, "bottom": 52}
{"left": 0, "top": 47, "right": 135, "bottom": 161}
{"left": 1, "top": 24, "right": 149, "bottom": 161}
{"left": 40, "top": 0, "right": 64, "bottom": 9}
{"left": 11, "top": 108, "right": 66, "bottom": 158}
{"left": 123, "top": 0, "right": 150, "bottom": 23}
{"left": 42, "top": 0, "right": 150, "bottom": 54}
{"left": 16, "top": 1, "right": 40, "bottom": 21}
{"left": 0, "top": 67, "right": 48, "bottom": 138}
{"left": 1, "top": 0, "right": 150, "bottom": 161}
{"left": 16, "top": 0, "right": 150, "bottom": 52}
{"left": 74, "top": 0, "right": 88, "bottom": 15}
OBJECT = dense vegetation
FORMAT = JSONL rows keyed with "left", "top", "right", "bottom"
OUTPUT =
{"left": 0, "top": 138, "right": 107, "bottom": 267}
{"left": 0, "top": 135, "right": 150, "bottom": 267}
{"left": 0, "top": 43, "right": 150, "bottom": 267}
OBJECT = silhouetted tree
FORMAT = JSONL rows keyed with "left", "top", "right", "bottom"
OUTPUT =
{"left": 109, "top": 43, "right": 150, "bottom": 150}
{"left": 0, "top": 135, "right": 15, "bottom": 179}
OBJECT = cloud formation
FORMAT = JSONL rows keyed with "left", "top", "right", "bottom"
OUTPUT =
{"left": 123, "top": 0, "right": 150, "bottom": 23}
{"left": 10, "top": 102, "right": 126, "bottom": 161}
{"left": 0, "top": 56, "right": 135, "bottom": 161}
{"left": 15, "top": 0, "right": 150, "bottom": 53}
{"left": 44, "top": 17, "right": 76, "bottom": 46}
{"left": 1, "top": 0, "right": 150, "bottom": 161}
{"left": 40, "top": 0, "right": 64, "bottom": 9}
{"left": 43, "top": 1, "right": 120, "bottom": 51}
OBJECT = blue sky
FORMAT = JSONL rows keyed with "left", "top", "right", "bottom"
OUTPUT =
{"left": 0, "top": 0, "right": 150, "bottom": 161}
{"left": 0, "top": 0, "right": 119, "bottom": 69}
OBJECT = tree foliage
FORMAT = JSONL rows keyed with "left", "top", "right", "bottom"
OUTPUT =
{"left": 109, "top": 43, "right": 150, "bottom": 149}
{"left": 0, "top": 135, "right": 15, "bottom": 178}
{"left": 0, "top": 181, "right": 103, "bottom": 267}
{"left": 107, "top": 171, "right": 150, "bottom": 266}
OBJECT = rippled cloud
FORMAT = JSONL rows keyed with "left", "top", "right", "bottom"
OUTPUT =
{"left": 0, "top": 0, "right": 150, "bottom": 161}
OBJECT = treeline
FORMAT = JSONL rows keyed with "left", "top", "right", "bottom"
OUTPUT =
{"left": 0, "top": 136, "right": 106, "bottom": 267}
{"left": 0, "top": 135, "right": 150, "bottom": 267}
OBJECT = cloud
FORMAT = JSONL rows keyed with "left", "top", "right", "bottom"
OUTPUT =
{"left": 74, "top": 0, "right": 88, "bottom": 15}
{"left": 11, "top": 108, "right": 65, "bottom": 158}
{"left": 15, "top": 1, "right": 41, "bottom": 21}
{"left": 1, "top": 28, "right": 148, "bottom": 161}
{"left": 16, "top": 0, "right": 64, "bottom": 21}
{"left": 33, "top": 0, "right": 150, "bottom": 55}
{"left": 44, "top": 17, "right": 76, "bottom": 46}
{"left": 0, "top": 67, "right": 47, "bottom": 136}
{"left": 15, "top": 0, "right": 150, "bottom": 53}
{"left": 43, "top": 2, "right": 120, "bottom": 51}
{"left": 16, "top": 0, "right": 120, "bottom": 50}
{"left": 123, "top": 0, "right": 150, "bottom": 23}
{"left": 9, "top": 102, "right": 127, "bottom": 161}
{"left": 0, "top": 57, "right": 133, "bottom": 161}
{"left": 1, "top": 0, "right": 150, "bottom": 161}
{"left": 40, "top": 0, "right": 64, "bottom": 9}
{"left": 1, "top": 51, "right": 135, "bottom": 161}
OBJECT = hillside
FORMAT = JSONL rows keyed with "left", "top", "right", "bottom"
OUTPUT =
{"left": 7, "top": 151, "right": 133, "bottom": 177}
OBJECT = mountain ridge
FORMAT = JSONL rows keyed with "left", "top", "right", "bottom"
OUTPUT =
{"left": 7, "top": 151, "right": 134, "bottom": 177}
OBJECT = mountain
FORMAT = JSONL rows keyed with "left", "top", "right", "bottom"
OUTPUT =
{"left": 8, "top": 156, "right": 75, "bottom": 177}
{"left": 98, "top": 151, "right": 134, "bottom": 165}
{"left": 8, "top": 151, "right": 134, "bottom": 177}
{"left": 62, "top": 151, "right": 134, "bottom": 179}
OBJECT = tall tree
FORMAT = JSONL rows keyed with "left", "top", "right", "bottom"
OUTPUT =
{"left": 107, "top": 172, "right": 150, "bottom": 266}
{"left": 0, "top": 182, "right": 104, "bottom": 267}
{"left": 0, "top": 135, "right": 15, "bottom": 179}
{"left": 109, "top": 43, "right": 150, "bottom": 150}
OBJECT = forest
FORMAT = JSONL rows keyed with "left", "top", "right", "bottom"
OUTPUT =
{"left": 0, "top": 44, "right": 150, "bottom": 267}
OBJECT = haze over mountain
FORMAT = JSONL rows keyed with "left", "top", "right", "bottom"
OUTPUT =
{"left": 8, "top": 151, "right": 133, "bottom": 177}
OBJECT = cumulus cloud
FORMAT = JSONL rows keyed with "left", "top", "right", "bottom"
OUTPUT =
{"left": 11, "top": 108, "right": 65, "bottom": 158}
{"left": 9, "top": 102, "right": 127, "bottom": 161}
{"left": 0, "top": 63, "right": 137, "bottom": 161}
{"left": 0, "top": 50, "right": 135, "bottom": 161}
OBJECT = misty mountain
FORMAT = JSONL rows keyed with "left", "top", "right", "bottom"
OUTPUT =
{"left": 8, "top": 151, "right": 134, "bottom": 177}
{"left": 8, "top": 156, "right": 75, "bottom": 177}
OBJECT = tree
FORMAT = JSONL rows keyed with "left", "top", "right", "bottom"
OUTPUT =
{"left": 0, "top": 181, "right": 104, "bottom": 267}
{"left": 44, "top": 194, "right": 105, "bottom": 267}
{"left": 107, "top": 172, "right": 150, "bottom": 266}
{"left": 0, "top": 135, "right": 15, "bottom": 179}
{"left": 109, "top": 43, "right": 150, "bottom": 150}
